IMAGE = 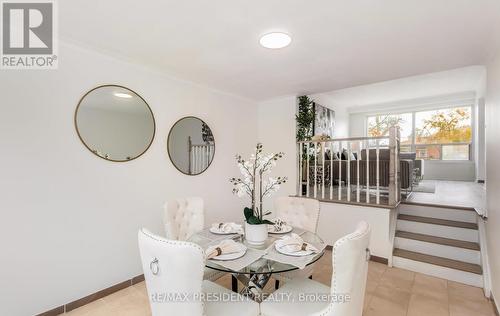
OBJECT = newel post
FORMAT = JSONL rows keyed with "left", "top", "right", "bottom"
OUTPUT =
{"left": 388, "top": 126, "right": 401, "bottom": 206}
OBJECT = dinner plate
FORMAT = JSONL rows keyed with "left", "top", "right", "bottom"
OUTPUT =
{"left": 210, "top": 244, "right": 247, "bottom": 261}
{"left": 274, "top": 241, "right": 315, "bottom": 257}
{"left": 268, "top": 224, "right": 293, "bottom": 234}
{"left": 209, "top": 227, "right": 239, "bottom": 235}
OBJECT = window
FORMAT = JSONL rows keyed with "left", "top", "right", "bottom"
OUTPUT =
{"left": 415, "top": 107, "right": 471, "bottom": 160}
{"left": 366, "top": 106, "right": 472, "bottom": 160}
{"left": 367, "top": 113, "right": 413, "bottom": 144}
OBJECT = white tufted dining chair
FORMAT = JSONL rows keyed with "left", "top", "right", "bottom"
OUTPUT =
{"left": 163, "top": 197, "right": 204, "bottom": 241}
{"left": 274, "top": 197, "right": 320, "bottom": 287}
{"left": 163, "top": 197, "right": 224, "bottom": 281}
{"left": 138, "top": 228, "right": 259, "bottom": 316}
{"left": 274, "top": 197, "right": 320, "bottom": 233}
{"left": 261, "top": 222, "right": 371, "bottom": 316}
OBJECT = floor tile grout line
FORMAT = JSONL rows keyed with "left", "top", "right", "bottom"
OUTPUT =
{"left": 446, "top": 280, "right": 451, "bottom": 316}
{"left": 364, "top": 263, "right": 388, "bottom": 314}
{"left": 405, "top": 271, "right": 416, "bottom": 316}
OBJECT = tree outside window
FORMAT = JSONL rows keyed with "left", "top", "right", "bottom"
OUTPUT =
{"left": 366, "top": 106, "right": 472, "bottom": 160}
{"left": 367, "top": 113, "right": 412, "bottom": 146}
{"left": 415, "top": 107, "right": 471, "bottom": 160}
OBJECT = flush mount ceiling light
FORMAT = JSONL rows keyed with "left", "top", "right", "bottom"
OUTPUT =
{"left": 259, "top": 32, "right": 292, "bottom": 49}
{"left": 114, "top": 92, "right": 133, "bottom": 98}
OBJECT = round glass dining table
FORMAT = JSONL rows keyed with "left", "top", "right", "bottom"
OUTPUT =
{"left": 188, "top": 227, "right": 326, "bottom": 302}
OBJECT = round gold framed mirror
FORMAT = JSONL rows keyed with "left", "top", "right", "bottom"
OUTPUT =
{"left": 167, "top": 116, "right": 215, "bottom": 175}
{"left": 74, "top": 85, "right": 156, "bottom": 162}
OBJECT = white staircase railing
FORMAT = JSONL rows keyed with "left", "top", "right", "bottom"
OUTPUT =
{"left": 188, "top": 136, "right": 214, "bottom": 174}
{"left": 297, "top": 126, "right": 401, "bottom": 206}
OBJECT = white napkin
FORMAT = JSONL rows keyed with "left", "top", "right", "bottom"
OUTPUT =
{"left": 211, "top": 222, "right": 243, "bottom": 234}
{"left": 272, "top": 218, "right": 287, "bottom": 232}
{"left": 276, "top": 233, "right": 318, "bottom": 253}
{"left": 205, "top": 239, "right": 244, "bottom": 259}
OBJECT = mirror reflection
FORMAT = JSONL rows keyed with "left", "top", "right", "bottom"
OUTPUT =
{"left": 75, "top": 85, "right": 155, "bottom": 162}
{"left": 167, "top": 117, "right": 215, "bottom": 175}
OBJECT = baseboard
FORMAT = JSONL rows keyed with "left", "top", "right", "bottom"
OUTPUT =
{"left": 492, "top": 293, "right": 500, "bottom": 316}
{"left": 131, "top": 274, "right": 145, "bottom": 284}
{"left": 370, "top": 255, "right": 389, "bottom": 264}
{"left": 35, "top": 274, "right": 144, "bottom": 316}
{"left": 325, "top": 245, "right": 388, "bottom": 264}
{"left": 35, "top": 306, "right": 65, "bottom": 316}
{"left": 65, "top": 280, "right": 131, "bottom": 312}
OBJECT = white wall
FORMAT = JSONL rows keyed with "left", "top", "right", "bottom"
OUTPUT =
{"left": 317, "top": 203, "right": 392, "bottom": 258}
{"left": 475, "top": 97, "right": 487, "bottom": 182}
{"left": 257, "top": 96, "right": 298, "bottom": 212}
{"left": 485, "top": 51, "right": 500, "bottom": 307}
{"left": 324, "top": 66, "right": 486, "bottom": 108}
{"left": 423, "top": 161, "right": 476, "bottom": 181}
{"left": 0, "top": 42, "right": 258, "bottom": 316}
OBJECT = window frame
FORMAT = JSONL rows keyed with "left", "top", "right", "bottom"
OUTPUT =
{"left": 365, "top": 105, "right": 474, "bottom": 162}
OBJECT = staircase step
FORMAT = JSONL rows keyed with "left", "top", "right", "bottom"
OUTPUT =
{"left": 393, "top": 248, "right": 482, "bottom": 275}
{"left": 398, "top": 203, "right": 478, "bottom": 223}
{"left": 392, "top": 255, "right": 483, "bottom": 287}
{"left": 395, "top": 231, "right": 480, "bottom": 251}
{"left": 397, "top": 219, "right": 479, "bottom": 242}
{"left": 398, "top": 214, "right": 478, "bottom": 230}
{"left": 401, "top": 201, "right": 477, "bottom": 212}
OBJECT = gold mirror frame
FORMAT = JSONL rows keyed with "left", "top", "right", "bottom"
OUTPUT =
{"left": 74, "top": 84, "right": 156, "bottom": 162}
{"left": 167, "top": 116, "right": 216, "bottom": 176}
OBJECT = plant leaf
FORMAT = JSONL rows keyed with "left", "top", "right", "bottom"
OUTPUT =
{"left": 261, "top": 219, "right": 275, "bottom": 225}
{"left": 247, "top": 215, "right": 261, "bottom": 225}
{"left": 244, "top": 207, "right": 254, "bottom": 221}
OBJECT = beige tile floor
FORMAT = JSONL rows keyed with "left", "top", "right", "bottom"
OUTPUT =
{"left": 407, "top": 180, "right": 486, "bottom": 212}
{"left": 62, "top": 250, "right": 496, "bottom": 316}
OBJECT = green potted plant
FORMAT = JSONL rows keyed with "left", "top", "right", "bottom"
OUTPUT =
{"left": 296, "top": 95, "right": 315, "bottom": 190}
{"left": 230, "top": 143, "right": 287, "bottom": 245}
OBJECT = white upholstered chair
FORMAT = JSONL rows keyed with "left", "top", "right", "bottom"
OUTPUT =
{"left": 163, "top": 197, "right": 205, "bottom": 241}
{"left": 274, "top": 197, "right": 321, "bottom": 233}
{"left": 274, "top": 197, "right": 320, "bottom": 287}
{"left": 138, "top": 228, "right": 259, "bottom": 316}
{"left": 163, "top": 197, "right": 224, "bottom": 281}
{"left": 261, "top": 221, "right": 371, "bottom": 316}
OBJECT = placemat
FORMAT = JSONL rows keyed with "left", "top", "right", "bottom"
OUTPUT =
{"left": 262, "top": 240, "right": 327, "bottom": 269}
{"left": 207, "top": 247, "right": 267, "bottom": 271}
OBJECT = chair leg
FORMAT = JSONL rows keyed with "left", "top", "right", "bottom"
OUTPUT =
{"left": 231, "top": 275, "right": 238, "bottom": 292}
{"left": 275, "top": 279, "right": 280, "bottom": 289}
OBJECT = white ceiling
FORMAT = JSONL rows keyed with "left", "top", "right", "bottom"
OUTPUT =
{"left": 60, "top": 0, "right": 500, "bottom": 101}
{"left": 324, "top": 66, "right": 486, "bottom": 110}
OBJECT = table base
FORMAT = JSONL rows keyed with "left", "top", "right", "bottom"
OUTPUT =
{"left": 233, "top": 272, "right": 272, "bottom": 303}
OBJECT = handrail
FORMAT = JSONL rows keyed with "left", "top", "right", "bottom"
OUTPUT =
{"left": 298, "top": 135, "right": 389, "bottom": 143}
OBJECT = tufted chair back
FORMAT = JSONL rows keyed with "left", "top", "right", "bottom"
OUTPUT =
{"left": 274, "top": 197, "right": 320, "bottom": 233}
{"left": 323, "top": 221, "right": 371, "bottom": 316}
{"left": 138, "top": 228, "right": 205, "bottom": 316}
{"left": 163, "top": 197, "right": 204, "bottom": 241}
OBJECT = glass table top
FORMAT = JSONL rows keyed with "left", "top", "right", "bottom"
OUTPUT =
{"left": 188, "top": 228, "right": 326, "bottom": 275}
